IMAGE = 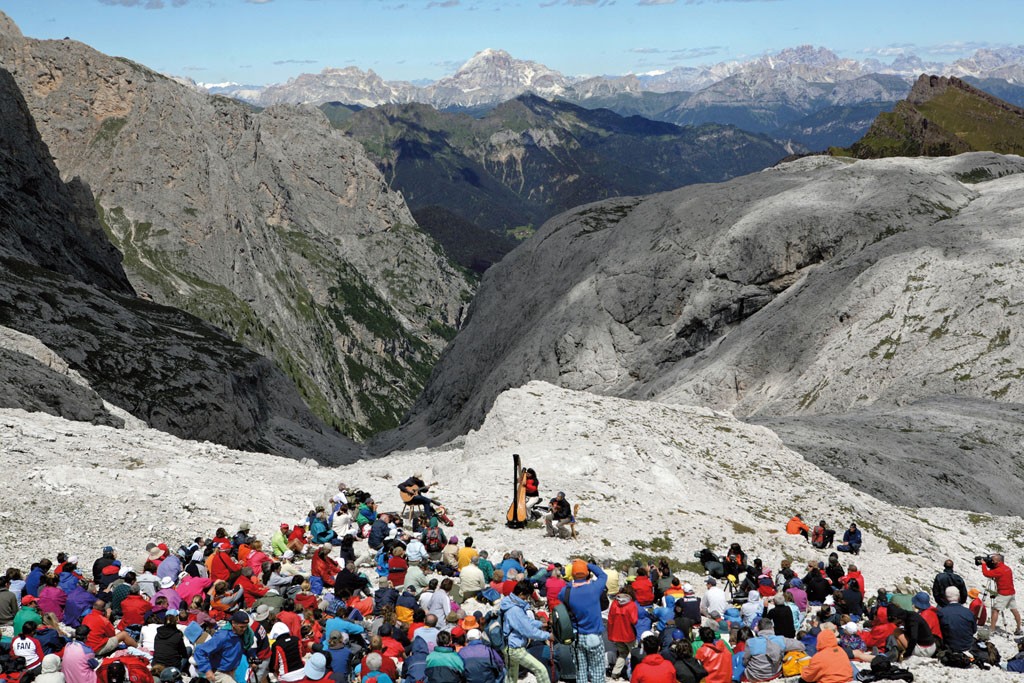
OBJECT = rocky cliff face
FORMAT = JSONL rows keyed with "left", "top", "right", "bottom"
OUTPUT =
{"left": 0, "top": 14, "right": 473, "bottom": 439}
{"left": 383, "top": 153, "right": 1024, "bottom": 513}
{"left": 0, "top": 63, "right": 360, "bottom": 461}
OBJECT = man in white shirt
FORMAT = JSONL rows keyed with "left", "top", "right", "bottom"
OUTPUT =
{"left": 700, "top": 577, "right": 728, "bottom": 618}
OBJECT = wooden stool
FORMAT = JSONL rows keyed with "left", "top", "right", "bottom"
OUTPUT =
{"left": 403, "top": 503, "right": 424, "bottom": 520}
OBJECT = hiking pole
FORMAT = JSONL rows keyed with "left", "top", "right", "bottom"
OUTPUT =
{"left": 549, "top": 641, "right": 557, "bottom": 683}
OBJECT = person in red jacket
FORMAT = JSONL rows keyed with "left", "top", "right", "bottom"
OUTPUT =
{"left": 236, "top": 567, "right": 270, "bottom": 607}
{"left": 695, "top": 626, "right": 732, "bottom": 683}
{"left": 968, "top": 588, "right": 988, "bottom": 627}
{"left": 981, "top": 554, "right": 1023, "bottom": 635}
{"left": 209, "top": 547, "right": 242, "bottom": 583}
{"left": 631, "top": 635, "right": 675, "bottom": 683}
{"left": 118, "top": 585, "right": 152, "bottom": 628}
{"left": 911, "top": 592, "right": 942, "bottom": 640}
{"left": 631, "top": 567, "right": 654, "bottom": 607}
{"left": 82, "top": 598, "right": 138, "bottom": 656}
{"left": 608, "top": 589, "right": 638, "bottom": 678}
{"left": 840, "top": 565, "right": 866, "bottom": 594}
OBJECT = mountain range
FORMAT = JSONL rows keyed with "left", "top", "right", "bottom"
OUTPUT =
{"left": 332, "top": 95, "right": 792, "bottom": 272}
{"left": 204, "top": 45, "right": 1024, "bottom": 149}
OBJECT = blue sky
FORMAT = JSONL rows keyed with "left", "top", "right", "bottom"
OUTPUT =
{"left": 3, "top": 0, "right": 1021, "bottom": 85}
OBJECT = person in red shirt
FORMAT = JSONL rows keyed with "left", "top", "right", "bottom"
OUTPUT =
{"left": 840, "top": 565, "right": 866, "bottom": 594}
{"left": 387, "top": 547, "right": 409, "bottom": 588}
{"left": 968, "top": 588, "right": 988, "bottom": 627}
{"left": 359, "top": 636, "right": 399, "bottom": 680}
{"left": 10, "top": 622, "right": 44, "bottom": 671}
{"left": 981, "top": 554, "right": 1023, "bottom": 635}
{"left": 607, "top": 589, "right": 638, "bottom": 678}
{"left": 695, "top": 626, "right": 732, "bottom": 683}
{"left": 631, "top": 635, "right": 676, "bottom": 683}
{"left": 277, "top": 602, "right": 303, "bottom": 638}
{"left": 82, "top": 598, "right": 138, "bottom": 656}
{"left": 236, "top": 567, "right": 270, "bottom": 607}
{"left": 631, "top": 567, "right": 655, "bottom": 607}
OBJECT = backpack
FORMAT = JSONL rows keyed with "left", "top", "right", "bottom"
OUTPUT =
{"left": 477, "top": 587, "right": 501, "bottom": 604}
{"left": 551, "top": 585, "right": 576, "bottom": 645}
{"left": 97, "top": 656, "right": 154, "bottom": 683}
{"left": 782, "top": 651, "right": 811, "bottom": 677}
{"left": 424, "top": 528, "right": 444, "bottom": 553}
{"left": 482, "top": 611, "right": 505, "bottom": 650}
{"left": 939, "top": 650, "right": 972, "bottom": 669}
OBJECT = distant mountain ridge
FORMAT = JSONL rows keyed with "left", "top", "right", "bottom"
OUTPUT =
{"left": 334, "top": 94, "right": 792, "bottom": 271}
{"left": 201, "top": 45, "right": 1024, "bottom": 149}
{"left": 208, "top": 45, "right": 1024, "bottom": 108}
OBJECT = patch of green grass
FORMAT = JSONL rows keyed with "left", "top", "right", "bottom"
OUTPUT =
{"left": 730, "top": 520, "right": 756, "bottom": 535}
{"left": 968, "top": 513, "right": 992, "bottom": 525}
{"left": 91, "top": 117, "right": 128, "bottom": 146}
{"left": 629, "top": 534, "right": 673, "bottom": 553}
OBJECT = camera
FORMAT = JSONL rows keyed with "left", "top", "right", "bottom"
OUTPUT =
{"left": 974, "top": 554, "right": 997, "bottom": 569}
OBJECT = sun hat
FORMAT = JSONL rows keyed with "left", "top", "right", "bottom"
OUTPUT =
{"left": 304, "top": 653, "right": 327, "bottom": 680}
{"left": 911, "top": 592, "right": 930, "bottom": 610}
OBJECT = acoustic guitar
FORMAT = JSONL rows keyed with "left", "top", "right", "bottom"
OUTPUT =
{"left": 399, "top": 480, "right": 438, "bottom": 503}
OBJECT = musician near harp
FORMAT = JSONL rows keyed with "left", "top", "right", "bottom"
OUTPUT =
{"left": 398, "top": 475, "right": 438, "bottom": 518}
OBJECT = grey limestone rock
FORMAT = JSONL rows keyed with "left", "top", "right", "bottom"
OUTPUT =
{"left": 0, "top": 60, "right": 359, "bottom": 463}
{"left": 0, "top": 14, "right": 472, "bottom": 438}
{"left": 383, "top": 152, "right": 1024, "bottom": 493}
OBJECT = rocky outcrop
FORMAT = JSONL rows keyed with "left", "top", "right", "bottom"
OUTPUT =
{"left": 0, "top": 60, "right": 359, "bottom": 462}
{"left": 844, "top": 74, "right": 1024, "bottom": 158}
{"left": 0, "top": 13, "right": 473, "bottom": 438}
{"left": 381, "top": 153, "right": 1024, "bottom": 467}
{"left": 0, "top": 68, "right": 129, "bottom": 293}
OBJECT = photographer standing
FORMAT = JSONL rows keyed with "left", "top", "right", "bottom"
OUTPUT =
{"left": 979, "top": 553, "right": 1023, "bottom": 635}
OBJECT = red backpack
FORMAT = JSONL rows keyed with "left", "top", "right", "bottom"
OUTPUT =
{"left": 97, "top": 656, "right": 155, "bottom": 683}
{"left": 424, "top": 528, "right": 444, "bottom": 553}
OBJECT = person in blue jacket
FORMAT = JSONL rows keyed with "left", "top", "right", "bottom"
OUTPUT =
{"left": 558, "top": 561, "right": 608, "bottom": 683}
{"left": 25, "top": 560, "right": 51, "bottom": 598}
{"left": 501, "top": 581, "right": 552, "bottom": 683}
{"left": 459, "top": 628, "right": 504, "bottom": 683}
{"left": 838, "top": 524, "right": 862, "bottom": 554}
{"left": 195, "top": 612, "right": 252, "bottom": 683}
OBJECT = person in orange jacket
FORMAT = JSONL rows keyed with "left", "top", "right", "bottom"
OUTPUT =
{"left": 694, "top": 626, "right": 732, "bottom": 683}
{"left": 786, "top": 515, "right": 810, "bottom": 541}
{"left": 799, "top": 628, "right": 853, "bottom": 683}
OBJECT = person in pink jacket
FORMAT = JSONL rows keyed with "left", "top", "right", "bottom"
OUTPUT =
{"left": 61, "top": 627, "right": 98, "bottom": 683}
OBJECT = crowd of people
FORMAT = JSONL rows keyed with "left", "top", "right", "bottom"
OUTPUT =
{"left": 2, "top": 486, "right": 1024, "bottom": 683}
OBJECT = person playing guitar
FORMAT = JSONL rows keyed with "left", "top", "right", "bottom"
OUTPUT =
{"left": 398, "top": 475, "right": 439, "bottom": 518}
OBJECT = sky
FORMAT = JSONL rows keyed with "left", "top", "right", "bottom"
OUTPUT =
{"left": 3, "top": 0, "right": 1022, "bottom": 86}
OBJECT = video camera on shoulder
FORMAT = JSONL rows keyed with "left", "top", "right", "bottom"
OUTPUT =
{"left": 975, "top": 554, "right": 997, "bottom": 569}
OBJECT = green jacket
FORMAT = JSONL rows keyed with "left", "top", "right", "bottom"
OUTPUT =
{"left": 14, "top": 606, "right": 43, "bottom": 636}
{"left": 477, "top": 559, "right": 495, "bottom": 583}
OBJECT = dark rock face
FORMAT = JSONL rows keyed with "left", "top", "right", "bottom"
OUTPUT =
{"left": 0, "top": 68, "right": 129, "bottom": 293}
{"left": 0, "top": 63, "right": 359, "bottom": 463}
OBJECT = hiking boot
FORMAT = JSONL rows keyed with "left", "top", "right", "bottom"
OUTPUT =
{"left": 1016, "top": 628, "right": 1024, "bottom": 636}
